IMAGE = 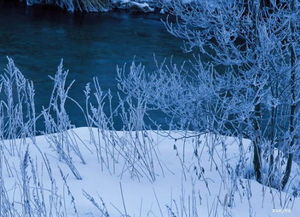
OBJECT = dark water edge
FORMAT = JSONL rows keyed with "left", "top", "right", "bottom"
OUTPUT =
{"left": 0, "top": 1, "right": 188, "bottom": 130}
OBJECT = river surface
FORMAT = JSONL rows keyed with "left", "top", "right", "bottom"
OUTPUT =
{"left": 0, "top": 2, "right": 188, "bottom": 129}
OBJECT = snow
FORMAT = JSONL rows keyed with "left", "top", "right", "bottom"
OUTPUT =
{"left": 113, "top": 0, "right": 155, "bottom": 12}
{"left": 2, "top": 127, "right": 300, "bottom": 216}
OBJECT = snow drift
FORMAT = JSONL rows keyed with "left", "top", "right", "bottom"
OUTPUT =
{"left": 1, "top": 127, "right": 300, "bottom": 217}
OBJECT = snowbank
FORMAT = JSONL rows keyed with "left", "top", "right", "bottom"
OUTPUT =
{"left": 20, "top": 0, "right": 215, "bottom": 13}
{"left": 1, "top": 127, "right": 300, "bottom": 217}
{"left": 112, "top": 0, "right": 155, "bottom": 12}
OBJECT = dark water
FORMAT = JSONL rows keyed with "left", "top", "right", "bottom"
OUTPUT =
{"left": 0, "top": 2, "right": 188, "bottom": 129}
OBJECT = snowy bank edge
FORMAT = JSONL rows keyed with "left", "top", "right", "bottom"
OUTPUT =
{"left": 2, "top": 127, "right": 300, "bottom": 217}
{"left": 22, "top": 0, "right": 172, "bottom": 13}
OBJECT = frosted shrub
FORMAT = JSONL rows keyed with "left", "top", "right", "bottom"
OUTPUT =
{"left": 0, "top": 57, "right": 36, "bottom": 155}
{"left": 42, "top": 60, "right": 84, "bottom": 180}
{"left": 120, "top": 0, "right": 300, "bottom": 190}
{"left": 84, "top": 78, "right": 118, "bottom": 172}
{"left": 85, "top": 75, "right": 162, "bottom": 182}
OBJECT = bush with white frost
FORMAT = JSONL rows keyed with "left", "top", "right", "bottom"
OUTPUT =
{"left": 119, "top": 0, "right": 300, "bottom": 190}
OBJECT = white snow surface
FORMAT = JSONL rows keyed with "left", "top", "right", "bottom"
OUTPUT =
{"left": 2, "top": 127, "right": 300, "bottom": 217}
{"left": 113, "top": 0, "right": 155, "bottom": 12}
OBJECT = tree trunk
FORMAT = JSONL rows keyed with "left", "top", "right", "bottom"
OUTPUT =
{"left": 281, "top": 0, "right": 296, "bottom": 190}
{"left": 267, "top": 106, "right": 276, "bottom": 186}
{"left": 253, "top": 103, "right": 262, "bottom": 183}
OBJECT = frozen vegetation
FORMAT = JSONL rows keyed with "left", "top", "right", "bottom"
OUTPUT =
{"left": 17, "top": 0, "right": 198, "bottom": 12}
{"left": 0, "top": 58, "right": 300, "bottom": 217}
{"left": 1, "top": 0, "right": 300, "bottom": 216}
{"left": 19, "top": 0, "right": 160, "bottom": 12}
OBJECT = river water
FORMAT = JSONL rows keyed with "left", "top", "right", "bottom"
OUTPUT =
{"left": 0, "top": 2, "right": 188, "bottom": 129}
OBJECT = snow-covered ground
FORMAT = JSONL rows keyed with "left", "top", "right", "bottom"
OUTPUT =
{"left": 1, "top": 127, "right": 300, "bottom": 217}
